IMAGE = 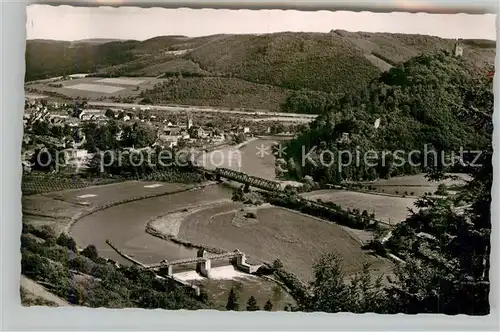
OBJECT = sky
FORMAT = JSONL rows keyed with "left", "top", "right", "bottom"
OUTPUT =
{"left": 26, "top": 4, "right": 497, "bottom": 41}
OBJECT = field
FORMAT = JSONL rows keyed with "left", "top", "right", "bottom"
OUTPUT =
{"left": 95, "top": 78, "right": 145, "bottom": 85}
{"left": 358, "top": 173, "right": 471, "bottom": 197}
{"left": 302, "top": 190, "right": 416, "bottom": 225}
{"left": 65, "top": 83, "right": 125, "bottom": 93}
{"left": 43, "top": 181, "right": 194, "bottom": 208}
{"left": 177, "top": 203, "right": 392, "bottom": 281}
{"left": 27, "top": 76, "right": 162, "bottom": 101}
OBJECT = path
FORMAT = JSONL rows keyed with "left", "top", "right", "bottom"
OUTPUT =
{"left": 20, "top": 275, "right": 72, "bottom": 307}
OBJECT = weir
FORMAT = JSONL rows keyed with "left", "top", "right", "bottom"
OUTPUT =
{"left": 106, "top": 241, "right": 261, "bottom": 297}
{"left": 147, "top": 248, "right": 261, "bottom": 277}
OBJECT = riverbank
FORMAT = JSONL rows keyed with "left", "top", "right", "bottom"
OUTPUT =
{"left": 145, "top": 199, "right": 234, "bottom": 254}
{"left": 22, "top": 180, "right": 217, "bottom": 238}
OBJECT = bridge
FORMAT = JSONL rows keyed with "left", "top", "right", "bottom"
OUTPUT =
{"left": 146, "top": 248, "right": 261, "bottom": 278}
{"left": 215, "top": 167, "right": 281, "bottom": 192}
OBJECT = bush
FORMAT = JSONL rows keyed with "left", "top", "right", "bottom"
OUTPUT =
{"left": 31, "top": 225, "right": 57, "bottom": 245}
{"left": 21, "top": 234, "right": 43, "bottom": 252}
{"left": 273, "top": 259, "right": 284, "bottom": 270}
{"left": 56, "top": 233, "right": 77, "bottom": 252}
{"left": 43, "top": 246, "right": 71, "bottom": 265}
{"left": 69, "top": 255, "right": 95, "bottom": 275}
{"left": 244, "top": 212, "right": 257, "bottom": 219}
{"left": 81, "top": 245, "right": 99, "bottom": 262}
{"left": 21, "top": 250, "right": 48, "bottom": 279}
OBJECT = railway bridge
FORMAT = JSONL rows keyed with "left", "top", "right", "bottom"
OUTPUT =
{"left": 146, "top": 248, "right": 260, "bottom": 278}
{"left": 214, "top": 167, "right": 281, "bottom": 192}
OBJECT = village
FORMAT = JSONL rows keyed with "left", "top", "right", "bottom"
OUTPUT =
{"left": 22, "top": 94, "right": 300, "bottom": 175}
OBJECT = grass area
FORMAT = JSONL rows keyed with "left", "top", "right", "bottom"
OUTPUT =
{"left": 44, "top": 181, "right": 193, "bottom": 208}
{"left": 302, "top": 190, "right": 415, "bottom": 225}
{"left": 20, "top": 286, "right": 58, "bottom": 307}
{"left": 177, "top": 203, "right": 392, "bottom": 281}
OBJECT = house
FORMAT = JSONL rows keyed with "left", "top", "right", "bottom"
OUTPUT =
{"left": 243, "top": 127, "right": 250, "bottom": 134}
{"left": 22, "top": 161, "right": 32, "bottom": 173}
{"left": 62, "top": 148, "right": 92, "bottom": 170}
{"left": 79, "top": 109, "right": 107, "bottom": 121}
{"left": 190, "top": 126, "right": 205, "bottom": 139}
{"left": 157, "top": 134, "right": 179, "bottom": 148}
{"left": 64, "top": 148, "right": 89, "bottom": 160}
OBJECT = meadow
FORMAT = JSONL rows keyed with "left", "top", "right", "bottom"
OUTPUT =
{"left": 177, "top": 203, "right": 392, "bottom": 281}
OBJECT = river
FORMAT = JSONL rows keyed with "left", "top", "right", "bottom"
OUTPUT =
{"left": 70, "top": 138, "right": 282, "bottom": 265}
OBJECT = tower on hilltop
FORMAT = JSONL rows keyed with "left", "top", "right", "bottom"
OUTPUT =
{"left": 454, "top": 42, "right": 463, "bottom": 57}
{"left": 186, "top": 111, "right": 193, "bottom": 129}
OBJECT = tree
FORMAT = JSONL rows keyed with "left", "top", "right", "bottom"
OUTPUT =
{"left": 233, "top": 133, "right": 246, "bottom": 144}
{"left": 81, "top": 245, "right": 99, "bottom": 262}
{"left": 263, "top": 299, "right": 273, "bottom": 311}
{"left": 56, "top": 233, "right": 77, "bottom": 252}
{"left": 309, "top": 253, "right": 387, "bottom": 313}
{"left": 32, "top": 120, "right": 50, "bottom": 136}
{"left": 105, "top": 109, "right": 115, "bottom": 118}
{"left": 246, "top": 296, "right": 260, "bottom": 311}
{"left": 226, "top": 287, "right": 239, "bottom": 311}
{"left": 273, "top": 259, "right": 284, "bottom": 270}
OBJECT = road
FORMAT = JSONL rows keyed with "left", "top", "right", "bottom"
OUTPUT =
{"left": 87, "top": 101, "right": 318, "bottom": 120}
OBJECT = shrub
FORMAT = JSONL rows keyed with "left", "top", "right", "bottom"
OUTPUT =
{"left": 56, "top": 233, "right": 77, "bottom": 252}
{"left": 32, "top": 225, "right": 57, "bottom": 245}
{"left": 21, "top": 250, "right": 48, "bottom": 279}
{"left": 244, "top": 212, "right": 257, "bottom": 219}
{"left": 273, "top": 259, "right": 284, "bottom": 270}
{"left": 81, "top": 245, "right": 99, "bottom": 262}
{"left": 69, "top": 255, "right": 95, "bottom": 275}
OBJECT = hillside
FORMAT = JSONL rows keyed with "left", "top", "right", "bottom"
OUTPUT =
{"left": 283, "top": 52, "right": 493, "bottom": 182}
{"left": 188, "top": 33, "right": 381, "bottom": 94}
{"left": 25, "top": 31, "right": 495, "bottom": 111}
{"left": 25, "top": 40, "right": 138, "bottom": 81}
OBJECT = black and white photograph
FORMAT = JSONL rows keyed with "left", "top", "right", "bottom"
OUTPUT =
{"left": 19, "top": 3, "right": 495, "bottom": 316}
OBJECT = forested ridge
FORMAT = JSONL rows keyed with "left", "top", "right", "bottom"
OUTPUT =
{"left": 283, "top": 51, "right": 493, "bottom": 183}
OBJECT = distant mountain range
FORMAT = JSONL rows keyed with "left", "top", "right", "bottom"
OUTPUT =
{"left": 25, "top": 31, "right": 495, "bottom": 111}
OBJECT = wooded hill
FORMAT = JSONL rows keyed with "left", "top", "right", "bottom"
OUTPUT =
{"left": 283, "top": 51, "right": 493, "bottom": 182}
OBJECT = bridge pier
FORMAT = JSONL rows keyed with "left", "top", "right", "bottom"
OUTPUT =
{"left": 198, "top": 259, "right": 212, "bottom": 278}
{"left": 243, "top": 183, "right": 250, "bottom": 192}
{"left": 215, "top": 173, "right": 221, "bottom": 181}
{"left": 236, "top": 253, "right": 246, "bottom": 266}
